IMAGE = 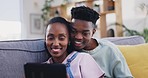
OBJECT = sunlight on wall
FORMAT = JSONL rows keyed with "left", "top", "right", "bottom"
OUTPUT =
{"left": 0, "top": 21, "right": 21, "bottom": 41}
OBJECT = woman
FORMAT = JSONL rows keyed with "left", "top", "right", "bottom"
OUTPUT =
{"left": 45, "top": 17, "right": 104, "bottom": 78}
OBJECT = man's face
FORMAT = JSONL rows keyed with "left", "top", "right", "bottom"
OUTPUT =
{"left": 71, "top": 19, "right": 95, "bottom": 50}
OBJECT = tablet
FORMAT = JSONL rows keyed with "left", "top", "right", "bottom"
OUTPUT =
{"left": 24, "top": 63, "right": 67, "bottom": 78}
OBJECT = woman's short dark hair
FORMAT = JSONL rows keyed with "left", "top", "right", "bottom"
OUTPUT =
{"left": 46, "top": 17, "right": 71, "bottom": 33}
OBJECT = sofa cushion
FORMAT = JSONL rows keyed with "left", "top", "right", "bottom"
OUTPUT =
{"left": 118, "top": 43, "right": 148, "bottom": 78}
{"left": 0, "top": 39, "right": 49, "bottom": 78}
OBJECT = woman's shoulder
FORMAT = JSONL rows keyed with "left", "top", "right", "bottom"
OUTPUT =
{"left": 45, "top": 57, "right": 52, "bottom": 63}
{"left": 69, "top": 51, "right": 92, "bottom": 58}
{"left": 75, "top": 51, "right": 94, "bottom": 60}
{"left": 76, "top": 51, "right": 91, "bottom": 56}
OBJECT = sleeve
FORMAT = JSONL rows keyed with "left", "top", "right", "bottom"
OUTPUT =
{"left": 79, "top": 53, "right": 104, "bottom": 78}
{"left": 112, "top": 47, "right": 133, "bottom": 78}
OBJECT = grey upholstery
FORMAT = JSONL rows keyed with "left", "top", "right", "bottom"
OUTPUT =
{"left": 0, "top": 39, "right": 48, "bottom": 78}
{"left": 103, "top": 36, "right": 145, "bottom": 45}
{"left": 0, "top": 36, "right": 145, "bottom": 78}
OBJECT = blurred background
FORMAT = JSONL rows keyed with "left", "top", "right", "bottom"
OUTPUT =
{"left": 0, "top": 0, "right": 147, "bottom": 42}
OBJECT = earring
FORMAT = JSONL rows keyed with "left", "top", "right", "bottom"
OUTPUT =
{"left": 68, "top": 41, "right": 71, "bottom": 45}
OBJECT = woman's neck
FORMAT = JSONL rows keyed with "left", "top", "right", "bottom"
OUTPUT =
{"left": 52, "top": 52, "right": 68, "bottom": 63}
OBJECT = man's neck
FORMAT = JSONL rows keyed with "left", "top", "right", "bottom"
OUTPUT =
{"left": 83, "top": 38, "right": 98, "bottom": 51}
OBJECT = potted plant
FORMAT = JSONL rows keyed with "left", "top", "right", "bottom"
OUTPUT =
{"left": 41, "top": 0, "right": 53, "bottom": 23}
{"left": 109, "top": 23, "right": 148, "bottom": 43}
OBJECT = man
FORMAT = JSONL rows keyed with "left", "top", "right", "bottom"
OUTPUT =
{"left": 70, "top": 6, "right": 133, "bottom": 78}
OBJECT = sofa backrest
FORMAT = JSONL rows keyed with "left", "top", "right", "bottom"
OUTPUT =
{"left": 103, "top": 36, "right": 145, "bottom": 45}
{"left": 0, "top": 39, "right": 48, "bottom": 78}
{"left": 0, "top": 36, "right": 145, "bottom": 78}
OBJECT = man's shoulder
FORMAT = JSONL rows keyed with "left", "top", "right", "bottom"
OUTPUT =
{"left": 94, "top": 38, "right": 122, "bottom": 55}
{"left": 94, "top": 38, "right": 116, "bottom": 48}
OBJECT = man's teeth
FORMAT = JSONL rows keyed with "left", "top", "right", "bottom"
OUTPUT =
{"left": 75, "top": 41, "right": 82, "bottom": 44}
{"left": 52, "top": 49, "right": 61, "bottom": 51}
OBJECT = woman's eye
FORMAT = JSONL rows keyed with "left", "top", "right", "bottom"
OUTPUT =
{"left": 59, "top": 37, "right": 65, "bottom": 40}
{"left": 48, "top": 37, "right": 54, "bottom": 40}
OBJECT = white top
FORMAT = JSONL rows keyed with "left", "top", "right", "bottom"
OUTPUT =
{"left": 46, "top": 51, "right": 104, "bottom": 78}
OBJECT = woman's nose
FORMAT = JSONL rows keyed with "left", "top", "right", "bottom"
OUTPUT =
{"left": 53, "top": 40, "right": 60, "bottom": 46}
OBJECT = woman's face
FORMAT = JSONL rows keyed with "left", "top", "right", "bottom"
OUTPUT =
{"left": 45, "top": 23, "right": 69, "bottom": 59}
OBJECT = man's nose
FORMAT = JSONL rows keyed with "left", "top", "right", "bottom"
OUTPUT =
{"left": 75, "top": 33, "right": 83, "bottom": 40}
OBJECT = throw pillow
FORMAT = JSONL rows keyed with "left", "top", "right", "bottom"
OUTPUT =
{"left": 118, "top": 43, "right": 148, "bottom": 78}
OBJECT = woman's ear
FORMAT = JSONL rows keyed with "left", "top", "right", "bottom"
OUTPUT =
{"left": 44, "top": 41, "right": 47, "bottom": 49}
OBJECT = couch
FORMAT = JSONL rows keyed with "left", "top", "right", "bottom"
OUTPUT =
{"left": 0, "top": 36, "right": 147, "bottom": 78}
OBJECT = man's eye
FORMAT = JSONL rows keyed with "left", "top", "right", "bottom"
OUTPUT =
{"left": 71, "top": 30, "right": 77, "bottom": 34}
{"left": 83, "top": 32, "right": 90, "bottom": 36}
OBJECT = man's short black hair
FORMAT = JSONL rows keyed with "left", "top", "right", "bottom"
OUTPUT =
{"left": 71, "top": 6, "right": 100, "bottom": 26}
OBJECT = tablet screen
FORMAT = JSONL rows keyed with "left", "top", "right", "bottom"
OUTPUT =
{"left": 24, "top": 63, "right": 67, "bottom": 78}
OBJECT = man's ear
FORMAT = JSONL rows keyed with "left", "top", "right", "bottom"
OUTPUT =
{"left": 93, "top": 29, "right": 96, "bottom": 35}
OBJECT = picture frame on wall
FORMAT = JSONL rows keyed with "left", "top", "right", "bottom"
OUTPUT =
{"left": 30, "top": 13, "right": 44, "bottom": 34}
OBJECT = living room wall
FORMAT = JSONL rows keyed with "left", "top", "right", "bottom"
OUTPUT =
{"left": 21, "top": 0, "right": 148, "bottom": 39}
{"left": 122, "top": 0, "right": 148, "bottom": 32}
{"left": 21, "top": 0, "right": 66, "bottom": 39}
{"left": 21, "top": 0, "right": 45, "bottom": 39}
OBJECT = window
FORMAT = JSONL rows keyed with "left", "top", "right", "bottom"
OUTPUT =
{"left": 0, "top": 0, "right": 21, "bottom": 41}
